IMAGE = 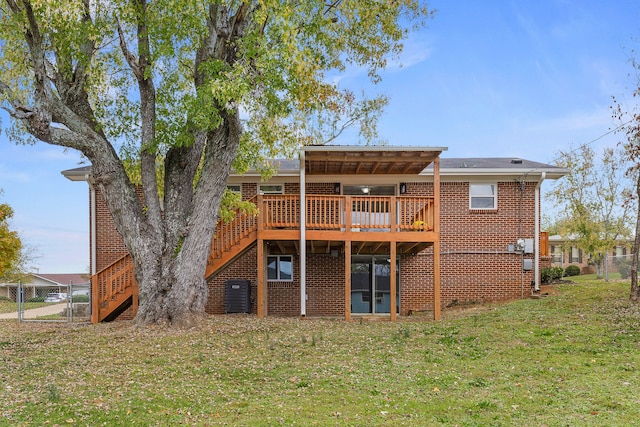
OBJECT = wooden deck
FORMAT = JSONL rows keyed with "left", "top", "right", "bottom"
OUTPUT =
{"left": 92, "top": 194, "right": 438, "bottom": 323}
{"left": 208, "top": 194, "right": 436, "bottom": 262}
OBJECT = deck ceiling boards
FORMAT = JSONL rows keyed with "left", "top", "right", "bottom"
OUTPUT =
{"left": 266, "top": 240, "right": 433, "bottom": 256}
{"left": 305, "top": 149, "right": 443, "bottom": 175}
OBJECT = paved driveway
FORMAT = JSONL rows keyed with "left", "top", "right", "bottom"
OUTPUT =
{"left": 0, "top": 303, "right": 68, "bottom": 320}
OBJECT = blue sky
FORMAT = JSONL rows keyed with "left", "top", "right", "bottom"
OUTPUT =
{"left": 1, "top": 0, "right": 639, "bottom": 274}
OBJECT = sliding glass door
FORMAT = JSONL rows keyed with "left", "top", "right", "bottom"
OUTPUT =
{"left": 350, "top": 255, "right": 399, "bottom": 314}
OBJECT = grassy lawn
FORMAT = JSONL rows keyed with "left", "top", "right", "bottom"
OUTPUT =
{"left": 1, "top": 279, "right": 639, "bottom": 426}
{"left": 0, "top": 300, "right": 50, "bottom": 314}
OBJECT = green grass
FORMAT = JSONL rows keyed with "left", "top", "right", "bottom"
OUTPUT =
{"left": 0, "top": 300, "right": 50, "bottom": 314}
{"left": 569, "top": 272, "right": 624, "bottom": 283}
{"left": 1, "top": 279, "right": 640, "bottom": 426}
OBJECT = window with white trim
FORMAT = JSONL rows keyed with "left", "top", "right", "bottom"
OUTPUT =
{"left": 613, "top": 246, "right": 627, "bottom": 258}
{"left": 570, "top": 247, "right": 582, "bottom": 263}
{"left": 469, "top": 183, "right": 497, "bottom": 209}
{"left": 259, "top": 184, "right": 284, "bottom": 194}
{"left": 226, "top": 185, "right": 241, "bottom": 195}
{"left": 551, "top": 245, "right": 563, "bottom": 263}
{"left": 267, "top": 255, "right": 293, "bottom": 281}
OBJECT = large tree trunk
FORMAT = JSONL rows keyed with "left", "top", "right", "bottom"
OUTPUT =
{"left": 133, "top": 111, "right": 242, "bottom": 326}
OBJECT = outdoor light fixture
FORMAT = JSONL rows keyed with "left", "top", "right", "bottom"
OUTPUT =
{"left": 334, "top": 183, "right": 341, "bottom": 194}
{"left": 362, "top": 186, "right": 370, "bottom": 194}
{"left": 400, "top": 183, "right": 407, "bottom": 194}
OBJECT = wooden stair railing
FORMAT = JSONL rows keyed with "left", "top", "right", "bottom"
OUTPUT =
{"left": 205, "top": 197, "right": 259, "bottom": 278}
{"left": 91, "top": 254, "right": 139, "bottom": 323}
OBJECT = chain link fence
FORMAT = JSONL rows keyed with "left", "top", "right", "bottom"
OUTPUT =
{"left": 0, "top": 281, "right": 91, "bottom": 323}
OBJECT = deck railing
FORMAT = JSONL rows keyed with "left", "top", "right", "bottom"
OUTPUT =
{"left": 263, "top": 195, "right": 435, "bottom": 232}
{"left": 306, "top": 195, "right": 344, "bottom": 229}
{"left": 211, "top": 196, "right": 259, "bottom": 259}
{"left": 262, "top": 195, "right": 300, "bottom": 228}
{"left": 210, "top": 194, "right": 434, "bottom": 260}
{"left": 91, "top": 253, "right": 138, "bottom": 322}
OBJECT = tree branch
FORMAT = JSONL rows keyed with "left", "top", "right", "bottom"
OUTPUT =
{"left": 116, "top": 19, "right": 143, "bottom": 81}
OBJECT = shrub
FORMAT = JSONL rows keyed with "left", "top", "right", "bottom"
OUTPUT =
{"left": 541, "top": 266, "right": 564, "bottom": 284}
{"left": 27, "top": 297, "right": 45, "bottom": 302}
{"left": 564, "top": 265, "right": 581, "bottom": 277}
{"left": 0, "top": 296, "right": 11, "bottom": 302}
{"left": 616, "top": 259, "right": 640, "bottom": 279}
{"left": 72, "top": 295, "right": 89, "bottom": 303}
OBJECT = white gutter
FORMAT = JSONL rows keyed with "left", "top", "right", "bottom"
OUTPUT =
{"left": 299, "top": 150, "right": 306, "bottom": 317}
{"left": 534, "top": 172, "right": 546, "bottom": 291}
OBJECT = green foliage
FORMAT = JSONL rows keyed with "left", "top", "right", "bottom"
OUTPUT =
{"left": 617, "top": 259, "right": 631, "bottom": 279}
{"left": 564, "top": 265, "right": 581, "bottom": 277}
{"left": 26, "top": 297, "right": 45, "bottom": 303}
{"left": 72, "top": 295, "right": 90, "bottom": 303}
{"left": 0, "top": 0, "right": 435, "bottom": 324}
{"left": 0, "top": 199, "right": 22, "bottom": 278}
{"left": 615, "top": 259, "right": 640, "bottom": 280}
{"left": 541, "top": 266, "right": 564, "bottom": 284}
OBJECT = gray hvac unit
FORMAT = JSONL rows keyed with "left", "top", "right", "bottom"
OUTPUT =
{"left": 224, "top": 279, "right": 251, "bottom": 314}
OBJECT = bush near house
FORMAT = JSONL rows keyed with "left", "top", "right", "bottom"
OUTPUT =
{"left": 541, "top": 266, "right": 564, "bottom": 284}
{"left": 615, "top": 259, "right": 640, "bottom": 279}
{"left": 564, "top": 265, "right": 581, "bottom": 277}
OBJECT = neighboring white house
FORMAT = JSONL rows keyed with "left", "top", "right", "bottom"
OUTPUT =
{"left": 0, "top": 273, "right": 90, "bottom": 302}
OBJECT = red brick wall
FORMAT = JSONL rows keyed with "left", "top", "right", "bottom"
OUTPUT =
{"left": 305, "top": 254, "right": 345, "bottom": 316}
{"left": 394, "top": 181, "right": 538, "bottom": 312}
{"left": 207, "top": 245, "right": 259, "bottom": 314}
{"left": 94, "top": 187, "right": 131, "bottom": 272}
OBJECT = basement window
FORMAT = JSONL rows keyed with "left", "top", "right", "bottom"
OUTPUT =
{"left": 226, "top": 185, "right": 241, "bottom": 195}
{"left": 469, "top": 183, "right": 497, "bottom": 210}
{"left": 267, "top": 255, "right": 293, "bottom": 281}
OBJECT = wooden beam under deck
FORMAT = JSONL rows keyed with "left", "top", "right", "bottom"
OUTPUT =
{"left": 305, "top": 230, "right": 438, "bottom": 243}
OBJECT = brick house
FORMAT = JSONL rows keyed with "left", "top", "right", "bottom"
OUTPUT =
{"left": 62, "top": 146, "right": 567, "bottom": 323}
{"left": 549, "top": 234, "right": 633, "bottom": 275}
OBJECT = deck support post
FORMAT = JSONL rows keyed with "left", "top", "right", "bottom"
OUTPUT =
{"left": 257, "top": 239, "right": 266, "bottom": 318}
{"left": 345, "top": 240, "right": 351, "bottom": 321}
{"left": 299, "top": 151, "right": 306, "bottom": 317}
{"left": 390, "top": 242, "right": 397, "bottom": 321}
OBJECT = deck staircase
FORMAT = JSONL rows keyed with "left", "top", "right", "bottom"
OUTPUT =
{"left": 90, "top": 203, "right": 259, "bottom": 323}
{"left": 90, "top": 254, "right": 139, "bottom": 323}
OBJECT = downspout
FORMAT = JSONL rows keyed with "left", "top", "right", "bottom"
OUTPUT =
{"left": 534, "top": 172, "right": 546, "bottom": 292}
{"left": 88, "top": 177, "right": 97, "bottom": 321}
{"left": 299, "top": 150, "right": 306, "bottom": 317}
{"left": 88, "top": 177, "right": 97, "bottom": 276}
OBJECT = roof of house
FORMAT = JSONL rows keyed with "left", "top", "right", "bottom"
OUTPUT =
{"left": 433, "top": 157, "right": 567, "bottom": 179}
{"left": 61, "top": 146, "right": 567, "bottom": 180}
{"left": 32, "top": 273, "right": 90, "bottom": 286}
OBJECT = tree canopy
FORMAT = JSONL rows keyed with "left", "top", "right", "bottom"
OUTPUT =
{"left": 0, "top": 0, "right": 433, "bottom": 325}
{"left": 547, "top": 144, "right": 633, "bottom": 276}
{"left": 0, "top": 195, "right": 22, "bottom": 279}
